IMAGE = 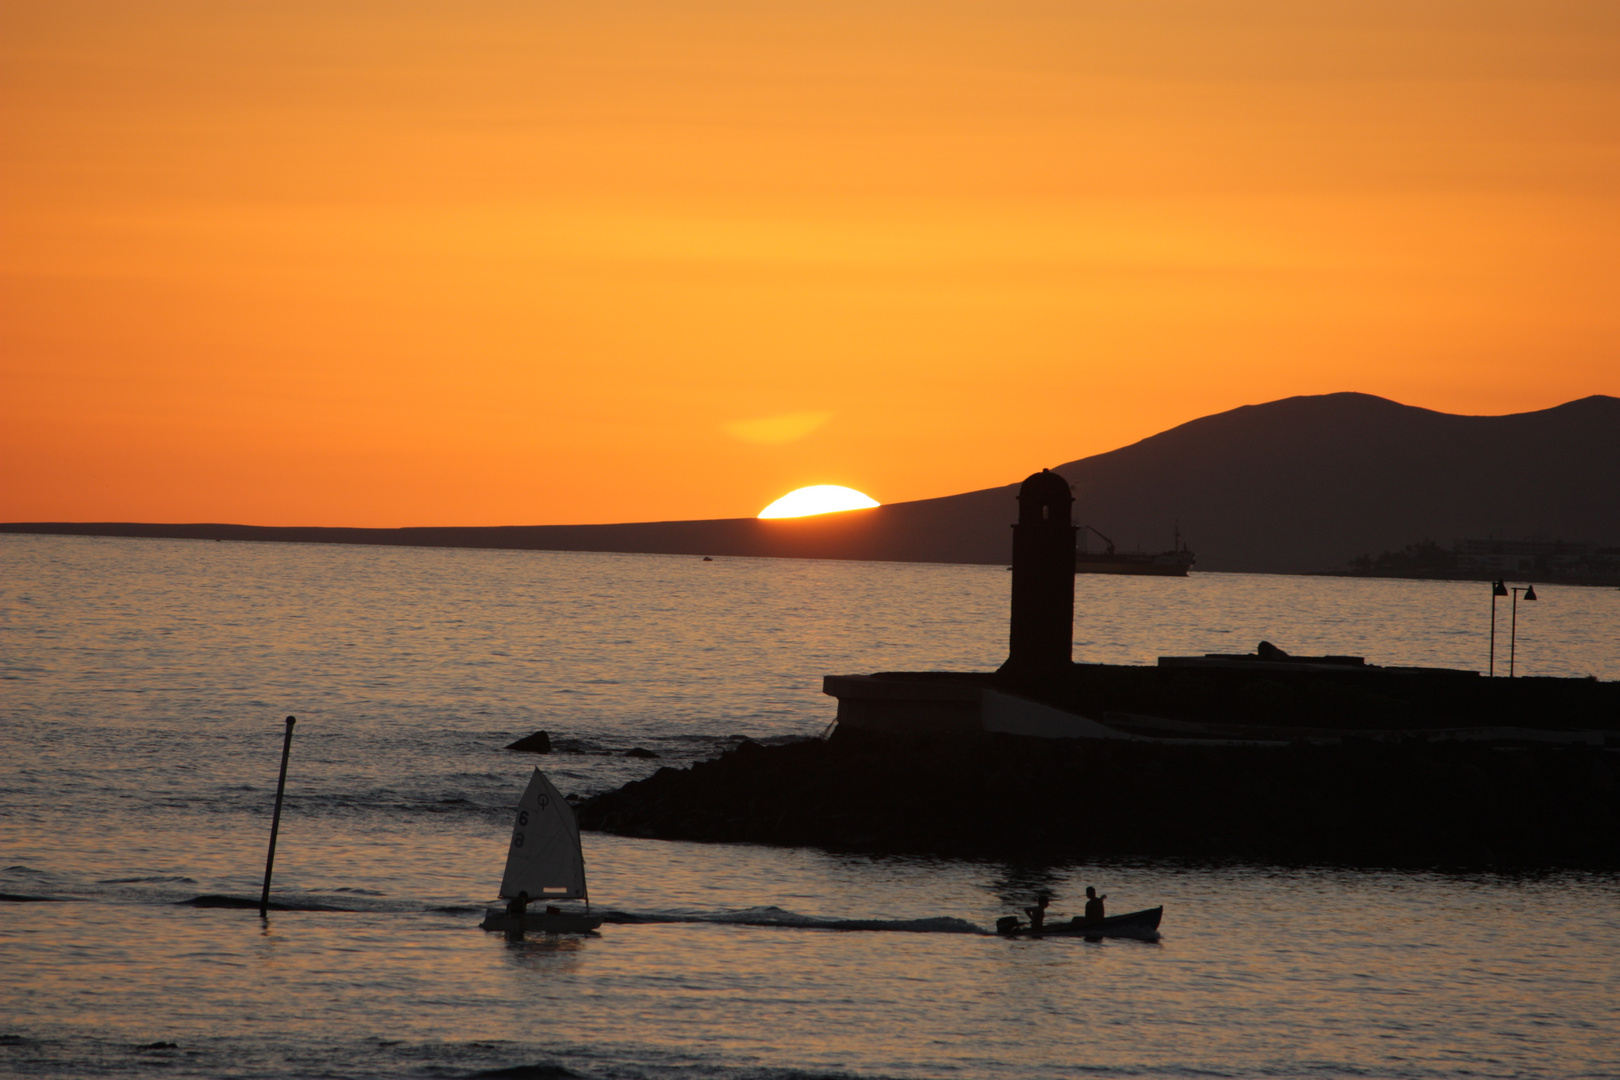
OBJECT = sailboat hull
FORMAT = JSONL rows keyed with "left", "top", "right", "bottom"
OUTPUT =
{"left": 479, "top": 909, "right": 604, "bottom": 934}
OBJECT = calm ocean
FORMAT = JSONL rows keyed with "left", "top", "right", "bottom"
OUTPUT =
{"left": 2, "top": 533, "right": 1617, "bottom": 1080}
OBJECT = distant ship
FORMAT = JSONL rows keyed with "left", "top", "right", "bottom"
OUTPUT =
{"left": 1076, "top": 526, "right": 1196, "bottom": 576}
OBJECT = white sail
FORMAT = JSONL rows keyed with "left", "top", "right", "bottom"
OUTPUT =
{"left": 498, "top": 768, "right": 587, "bottom": 901}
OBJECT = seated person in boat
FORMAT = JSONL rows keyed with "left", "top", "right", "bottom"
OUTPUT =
{"left": 506, "top": 890, "right": 530, "bottom": 919}
{"left": 1083, "top": 886, "right": 1106, "bottom": 923}
{"left": 1023, "top": 891, "right": 1052, "bottom": 931}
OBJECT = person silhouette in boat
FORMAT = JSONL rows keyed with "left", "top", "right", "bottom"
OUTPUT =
{"left": 506, "top": 890, "right": 530, "bottom": 920}
{"left": 1024, "top": 891, "right": 1052, "bottom": 931}
{"left": 1083, "top": 886, "right": 1107, "bottom": 924}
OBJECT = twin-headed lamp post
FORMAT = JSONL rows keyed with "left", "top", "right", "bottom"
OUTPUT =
{"left": 1488, "top": 579, "right": 1537, "bottom": 677}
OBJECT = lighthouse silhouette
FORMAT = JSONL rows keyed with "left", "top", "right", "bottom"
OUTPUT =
{"left": 999, "top": 469, "right": 1076, "bottom": 676}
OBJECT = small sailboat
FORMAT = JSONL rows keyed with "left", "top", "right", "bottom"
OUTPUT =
{"left": 479, "top": 768, "right": 604, "bottom": 934}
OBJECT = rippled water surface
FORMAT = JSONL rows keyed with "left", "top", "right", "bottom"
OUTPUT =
{"left": 2, "top": 534, "right": 1617, "bottom": 1079}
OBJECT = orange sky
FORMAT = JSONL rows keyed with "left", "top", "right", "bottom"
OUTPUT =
{"left": 3, "top": 1, "right": 1617, "bottom": 526}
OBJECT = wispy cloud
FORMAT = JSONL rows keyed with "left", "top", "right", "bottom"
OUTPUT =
{"left": 724, "top": 411, "right": 832, "bottom": 445}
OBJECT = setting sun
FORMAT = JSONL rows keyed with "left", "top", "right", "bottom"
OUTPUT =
{"left": 757, "top": 486, "right": 880, "bottom": 519}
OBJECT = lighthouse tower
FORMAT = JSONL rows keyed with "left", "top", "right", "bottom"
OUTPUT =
{"left": 999, "top": 469, "right": 1076, "bottom": 676}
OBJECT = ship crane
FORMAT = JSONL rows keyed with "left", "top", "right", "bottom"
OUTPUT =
{"left": 1083, "top": 525, "right": 1117, "bottom": 555}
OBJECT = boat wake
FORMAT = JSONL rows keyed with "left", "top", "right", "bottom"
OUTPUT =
{"left": 8, "top": 864, "right": 1012, "bottom": 935}
{"left": 603, "top": 904, "right": 989, "bottom": 935}
{"left": 3, "top": 881, "right": 984, "bottom": 931}
{"left": 178, "top": 894, "right": 350, "bottom": 912}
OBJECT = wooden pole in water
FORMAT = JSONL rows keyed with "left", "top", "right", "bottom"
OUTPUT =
{"left": 259, "top": 716, "right": 296, "bottom": 919}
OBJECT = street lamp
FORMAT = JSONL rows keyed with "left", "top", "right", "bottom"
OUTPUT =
{"left": 1509, "top": 585, "right": 1537, "bottom": 678}
{"left": 1489, "top": 579, "right": 1507, "bottom": 676}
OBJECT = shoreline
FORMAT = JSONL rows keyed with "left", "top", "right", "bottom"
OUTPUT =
{"left": 11, "top": 525, "right": 1619, "bottom": 587}
{"left": 1312, "top": 568, "right": 1620, "bottom": 588}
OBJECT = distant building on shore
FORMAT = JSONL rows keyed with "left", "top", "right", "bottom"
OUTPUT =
{"left": 1343, "top": 536, "right": 1619, "bottom": 583}
{"left": 1454, "top": 538, "right": 1620, "bottom": 579}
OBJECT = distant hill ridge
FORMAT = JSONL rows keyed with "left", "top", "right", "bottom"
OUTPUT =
{"left": 6, "top": 392, "right": 1617, "bottom": 573}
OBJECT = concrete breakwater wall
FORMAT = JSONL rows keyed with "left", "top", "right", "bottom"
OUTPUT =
{"left": 1016, "top": 663, "right": 1620, "bottom": 733}
{"left": 576, "top": 730, "right": 1620, "bottom": 869}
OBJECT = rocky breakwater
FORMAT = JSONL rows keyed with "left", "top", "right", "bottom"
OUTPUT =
{"left": 576, "top": 728, "right": 1620, "bottom": 869}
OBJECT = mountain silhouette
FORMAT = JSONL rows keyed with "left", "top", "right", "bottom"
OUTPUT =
{"left": 1047, "top": 391, "right": 1620, "bottom": 572}
{"left": 6, "top": 393, "right": 1616, "bottom": 572}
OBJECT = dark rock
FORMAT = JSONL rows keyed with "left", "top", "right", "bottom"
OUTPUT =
{"left": 504, "top": 730, "right": 552, "bottom": 754}
{"left": 624, "top": 747, "right": 659, "bottom": 758}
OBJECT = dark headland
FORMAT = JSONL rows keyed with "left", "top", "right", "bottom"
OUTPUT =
{"left": 6, "top": 392, "right": 1618, "bottom": 575}
{"left": 578, "top": 470, "right": 1620, "bottom": 871}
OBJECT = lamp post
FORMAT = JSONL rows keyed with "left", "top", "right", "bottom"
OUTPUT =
{"left": 1489, "top": 579, "right": 1507, "bottom": 676}
{"left": 1508, "top": 585, "right": 1537, "bottom": 678}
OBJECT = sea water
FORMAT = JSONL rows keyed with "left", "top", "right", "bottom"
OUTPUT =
{"left": 2, "top": 533, "right": 1616, "bottom": 1080}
